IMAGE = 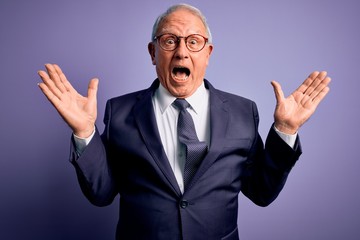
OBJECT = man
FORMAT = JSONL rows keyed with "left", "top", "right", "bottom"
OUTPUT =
{"left": 38, "top": 4, "right": 331, "bottom": 240}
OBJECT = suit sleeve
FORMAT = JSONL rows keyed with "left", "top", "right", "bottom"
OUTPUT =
{"left": 69, "top": 127, "right": 117, "bottom": 207}
{"left": 241, "top": 102, "right": 302, "bottom": 207}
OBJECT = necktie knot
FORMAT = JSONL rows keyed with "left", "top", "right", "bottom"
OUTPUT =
{"left": 173, "top": 98, "right": 190, "bottom": 111}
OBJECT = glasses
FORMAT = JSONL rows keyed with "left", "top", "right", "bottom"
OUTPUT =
{"left": 154, "top": 33, "right": 209, "bottom": 52}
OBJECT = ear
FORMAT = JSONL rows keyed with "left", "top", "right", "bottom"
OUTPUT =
{"left": 207, "top": 44, "right": 214, "bottom": 56}
{"left": 205, "top": 44, "right": 214, "bottom": 66}
{"left": 148, "top": 42, "right": 156, "bottom": 65}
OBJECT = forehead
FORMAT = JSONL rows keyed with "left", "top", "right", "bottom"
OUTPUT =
{"left": 157, "top": 9, "right": 206, "bottom": 35}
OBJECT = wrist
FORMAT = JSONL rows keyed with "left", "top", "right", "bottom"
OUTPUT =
{"left": 73, "top": 126, "right": 95, "bottom": 139}
{"left": 274, "top": 122, "right": 298, "bottom": 135}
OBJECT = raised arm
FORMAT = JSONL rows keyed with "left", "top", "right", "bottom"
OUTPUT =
{"left": 271, "top": 71, "right": 331, "bottom": 134}
{"left": 38, "top": 64, "right": 98, "bottom": 138}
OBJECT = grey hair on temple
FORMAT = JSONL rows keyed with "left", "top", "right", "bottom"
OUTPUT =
{"left": 151, "top": 3, "right": 213, "bottom": 44}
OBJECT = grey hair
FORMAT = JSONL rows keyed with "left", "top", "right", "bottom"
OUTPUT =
{"left": 151, "top": 3, "right": 213, "bottom": 44}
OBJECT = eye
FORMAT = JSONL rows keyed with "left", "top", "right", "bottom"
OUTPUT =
{"left": 166, "top": 39, "right": 175, "bottom": 45}
{"left": 187, "top": 35, "right": 205, "bottom": 47}
{"left": 163, "top": 36, "right": 177, "bottom": 46}
{"left": 187, "top": 38, "right": 199, "bottom": 45}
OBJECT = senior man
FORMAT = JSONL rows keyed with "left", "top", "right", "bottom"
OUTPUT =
{"left": 38, "top": 3, "right": 331, "bottom": 240}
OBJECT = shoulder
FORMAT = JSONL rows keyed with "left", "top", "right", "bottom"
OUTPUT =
{"left": 106, "top": 80, "right": 159, "bottom": 110}
{"left": 205, "top": 79, "right": 257, "bottom": 110}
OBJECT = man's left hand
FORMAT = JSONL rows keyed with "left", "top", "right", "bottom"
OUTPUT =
{"left": 271, "top": 71, "right": 331, "bottom": 134}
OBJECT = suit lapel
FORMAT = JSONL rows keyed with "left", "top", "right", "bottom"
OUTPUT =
{"left": 185, "top": 80, "right": 230, "bottom": 192}
{"left": 133, "top": 80, "right": 182, "bottom": 196}
{"left": 132, "top": 80, "right": 229, "bottom": 195}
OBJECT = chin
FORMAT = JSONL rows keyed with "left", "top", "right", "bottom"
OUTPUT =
{"left": 170, "top": 87, "right": 195, "bottom": 98}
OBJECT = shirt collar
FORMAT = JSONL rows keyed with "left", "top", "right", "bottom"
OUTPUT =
{"left": 156, "top": 82, "right": 208, "bottom": 114}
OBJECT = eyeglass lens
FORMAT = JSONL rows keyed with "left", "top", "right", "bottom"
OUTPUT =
{"left": 158, "top": 34, "right": 207, "bottom": 52}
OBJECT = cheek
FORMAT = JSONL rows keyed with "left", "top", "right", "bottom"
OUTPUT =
{"left": 155, "top": 53, "right": 171, "bottom": 68}
{"left": 155, "top": 59, "right": 171, "bottom": 79}
{"left": 193, "top": 57, "right": 209, "bottom": 74}
{"left": 201, "top": 47, "right": 212, "bottom": 67}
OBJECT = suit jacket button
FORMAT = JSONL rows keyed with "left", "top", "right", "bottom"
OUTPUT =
{"left": 180, "top": 200, "right": 189, "bottom": 209}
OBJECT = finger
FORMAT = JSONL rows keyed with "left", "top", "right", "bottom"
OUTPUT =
{"left": 53, "top": 64, "right": 77, "bottom": 94}
{"left": 271, "top": 80, "right": 285, "bottom": 103}
{"left": 308, "top": 76, "right": 331, "bottom": 100}
{"left": 308, "top": 71, "right": 323, "bottom": 80}
{"left": 38, "top": 69, "right": 64, "bottom": 100}
{"left": 294, "top": 71, "right": 317, "bottom": 93}
{"left": 37, "top": 82, "right": 63, "bottom": 110}
{"left": 37, "top": 69, "right": 50, "bottom": 81}
{"left": 45, "top": 63, "right": 67, "bottom": 94}
{"left": 300, "top": 75, "right": 331, "bottom": 107}
{"left": 303, "top": 71, "right": 328, "bottom": 96}
{"left": 87, "top": 78, "right": 99, "bottom": 101}
{"left": 312, "top": 86, "right": 330, "bottom": 106}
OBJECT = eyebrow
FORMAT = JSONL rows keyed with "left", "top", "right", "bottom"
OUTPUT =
{"left": 157, "top": 28, "right": 203, "bottom": 36}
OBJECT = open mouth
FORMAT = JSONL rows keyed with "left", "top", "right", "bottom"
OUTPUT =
{"left": 172, "top": 66, "right": 190, "bottom": 80}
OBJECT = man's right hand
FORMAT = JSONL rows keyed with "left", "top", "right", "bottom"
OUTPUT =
{"left": 38, "top": 64, "right": 98, "bottom": 138}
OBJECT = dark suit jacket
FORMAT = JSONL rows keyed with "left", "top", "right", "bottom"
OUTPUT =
{"left": 70, "top": 79, "right": 302, "bottom": 240}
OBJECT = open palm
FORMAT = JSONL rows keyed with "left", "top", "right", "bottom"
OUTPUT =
{"left": 38, "top": 64, "right": 98, "bottom": 138}
{"left": 271, "top": 71, "right": 331, "bottom": 134}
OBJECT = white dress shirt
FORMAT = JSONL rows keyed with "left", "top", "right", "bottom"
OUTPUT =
{"left": 73, "top": 82, "right": 297, "bottom": 193}
{"left": 152, "top": 82, "right": 210, "bottom": 192}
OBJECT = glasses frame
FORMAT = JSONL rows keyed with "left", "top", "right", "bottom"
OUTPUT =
{"left": 154, "top": 33, "right": 209, "bottom": 52}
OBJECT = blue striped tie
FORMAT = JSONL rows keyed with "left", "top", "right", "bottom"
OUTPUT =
{"left": 173, "top": 98, "right": 208, "bottom": 189}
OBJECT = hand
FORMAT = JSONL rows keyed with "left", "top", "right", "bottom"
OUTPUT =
{"left": 38, "top": 64, "right": 98, "bottom": 138}
{"left": 271, "top": 71, "right": 331, "bottom": 134}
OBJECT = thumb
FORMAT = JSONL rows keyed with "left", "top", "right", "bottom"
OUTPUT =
{"left": 271, "top": 80, "right": 284, "bottom": 103}
{"left": 87, "top": 78, "right": 99, "bottom": 100}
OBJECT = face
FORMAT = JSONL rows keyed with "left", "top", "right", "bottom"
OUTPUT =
{"left": 148, "top": 9, "right": 213, "bottom": 98}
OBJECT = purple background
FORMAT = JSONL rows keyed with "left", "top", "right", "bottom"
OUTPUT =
{"left": 1, "top": 0, "right": 359, "bottom": 239}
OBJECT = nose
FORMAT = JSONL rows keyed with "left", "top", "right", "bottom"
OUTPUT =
{"left": 174, "top": 38, "right": 189, "bottom": 59}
